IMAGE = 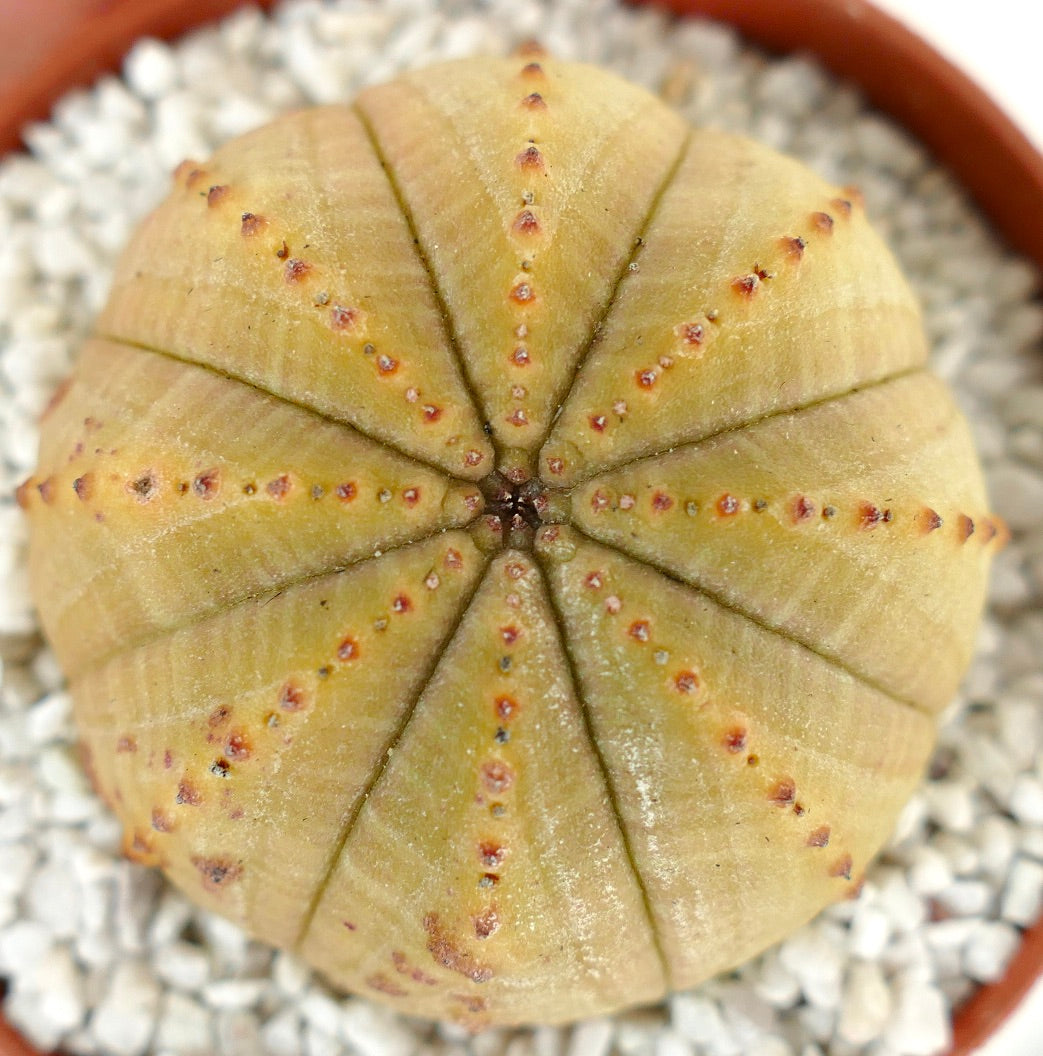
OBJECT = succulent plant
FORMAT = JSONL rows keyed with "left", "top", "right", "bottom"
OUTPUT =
{"left": 20, "top": 54, "right": 1003, "bottom": 1027}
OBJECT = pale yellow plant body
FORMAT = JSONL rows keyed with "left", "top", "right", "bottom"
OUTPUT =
{"left": 22, "top": 55, "right": 1001, "bottom": 1027}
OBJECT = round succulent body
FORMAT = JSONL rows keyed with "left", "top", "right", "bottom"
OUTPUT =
{"left": 21, "top": 56, "right": 1003, "bottom": 1027}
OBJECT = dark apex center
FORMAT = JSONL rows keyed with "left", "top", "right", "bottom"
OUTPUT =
{"left": 479, "top": 471, "right": 548, "bottom": 537}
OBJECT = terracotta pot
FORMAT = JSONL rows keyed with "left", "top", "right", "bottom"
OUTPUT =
{"left": 0, "top": 2, "right": 1041, "bottom": 1054}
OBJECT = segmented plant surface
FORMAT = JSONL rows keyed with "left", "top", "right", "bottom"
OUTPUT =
{"left": 21, "top": 55, "right": 1003, "bottom": 1027}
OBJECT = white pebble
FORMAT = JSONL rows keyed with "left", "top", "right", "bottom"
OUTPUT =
{"left": 155, "top": 940, "right": 211, "bottom": 992}
{"left": 963, "top": 920, "right": 1020, "bottom": 983}
{"left": 216, "top": 1009, "right": 264, "bottom": 1053}
{"left": 154, "top": 991, "right": 213, "bottom": 1054}
{"left": 124, "top": 38, "right": 180, "bottom": 100}
{"left": 653, "top": 1028, "right": 692, "bottom": 1056}
{"left": 1001, "top": 856, "right": 1043, "bottom": 925}
{"left": 339, "top": 1000, "right": 417, "bottom": 1056}
{"left": 567, "top": 1018, "right": 614, "bottom": 1056}
{"left": 33, "top": 944, "right": 87, "bottom": 1035}
{"left": 89, "top": 960, "right": 161, "bottom": 1056}
{"left": 1009, "top": 773, "right": 1043, "bottom": 825}
{"left": 836, "top": 960, "right": 891, "bottom": 1045}
{"left": 262, "top": 1008, "right": 303, "bottom": 1056}
{"left": 847, "top": 904, "right": 892, "bottom": 960}
{"left": 0, "top": 918, "right": 53, "bottom": 973}
{"left": 273, "top": 950, "right": 312, "bottom": 996}
{"left": 882, "top": 979, "right": 950, "bottom": 1056}
{"left": 203, "top": 977, "right": 269, "bottom": 1010}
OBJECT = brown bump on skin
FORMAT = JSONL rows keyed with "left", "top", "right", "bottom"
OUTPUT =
{"left": 628, "top": 620, "right": 650, "bottom": 642}
{"left": 265, "top": 474, "right": 292, "bottom": 500}
{"left": 206, "top": 184, "right": 229, "bottom": 206}
{"left": 337, "top": 636, "right": 359, "bottom": 661}
{"left": 391, "top": 951, "right": 438, "bottom": 986}
{"left": 126, "top": 470, "right": 160, "bottom": 503}
{"left": 806, "top": 825, "right": 831, "bottom": 847}
{"left": 793, "top": 803, "right": 806, "bottom": 817}
{"left": 500, "top": 626, "right": 520, "bottom": 645}
{"left": 72, "top": 473, "right": 94, "bottom": 501}
{"left": 474, "top": 907, "right": 500, "bottom": 940}
{"left": 123, "top": 828, "right": 160, "bottom": 866}
{"left": 240, "top": 212, "right": 267, "bottom": 236}
{"left": 747, "top": 754, "right": 760, "bottom": 767}
{"left": 510, "top": 281, "right": 535, "bottom": 305}
{"left": 494, "top": 696, "right": 518, "bottom": 721}
{"left": 792, "top": 495, "right": 816, "bottom": 522}
{"left": 423, "top": 404, "right": 443, "bottom": 423}
{"left": 367, "top": 974, "right": 408, "bottom": 998}
{"left": 512, "top": 210, "right": 541, "bottom": 237}
{"left": 590, "top": 490, "right": 610, "bottom": 514}
{"left": 546, "top": 456, "right": 564, "bottom": 476}
{"left": 822, "top": 505, "right": 837, "bottom": 519}
{"left": 958, "top": 514, "right": 976, "bottom": 542}
{"left": 275, "top": 241, "right": 289, "bottom": 259}
{"left": 329, "top": 305, "right": 358, "bottom": 331}
{"left": 585, "top": 571, "right": 603, "bottom": 589}
{"left": 377, "top": 353, "right": 399, "bottom": 375}
{"left": 479, "top": 841, "right": 507, "bottom": 868}
{"left": 193, "top": 469, "right": 220, "bottom": 499}
{"left": 173, "top": 159, "right": 199, "bottom": 182}
{"left": 224, "top": 731, "right": 251, "bottom": 761}
{"left": 210, "top": 758, "right": 231, "bottom": 778}
{"left": 652, "top": 491, "right": 674, "bottom": 513}
{"left": 151, "top": 808, "right": 175, "bottom": 833}
{"left": 920, "top": 507, "right": 943, "bottom": 532}
{"left": 176, "top": 779, "right": 202, "bottom": 806}
{"left": 392, "top": 594, "right": 412, "bottom": 614}
{"left": 781, "top": 235, "right": 806, "bottom": 259}
{"left": 116, "top": 734, "right": 137, "bottom": 753}
{"left": 674, "top": 670, "right": 699, "bottom": 694}
{"left": 423, "top": 913, "right": 493, "bottom": 983}
{"left": 731, "top": 273, "right": 760, "bottom": 297}
{"left": 284, "top": 258, "right": 312, "bottom": 283}
{"left": 402, "top": 487, "right": 420, "bottom": 507}
{"left": 15, "top": 478, "right": 32, "bottom": 510}
{"left": 830, "top": 197, "right": 853, "bottom": 217}
{"left": 636, "top": 368, "right": 658, "bottom": 389}
{"left": 723, "top": 727, "right": 748, "bottom": 753}
{"left": 830, "top": 853, "right": 854, "bottom": 880}
{"left": 584, "top": 413, "right": 606, "bottom": 434}
{"left": 812, "top": 211, "right": 835, "bottom": 233}
{"left": 515, "top": 145, "right": 544, "bottom": 171}
{"left": 208, "top": 706, "right": 231, "bottom": 728}
{"left": 604, "top": 595, "right": 623, "bottom": 615}
{"left": 521, "top": 92, "right": 546, "bottom": 110}
{"left": 192, "top": 855, "right": 243, "bottom": 892}
{"left": 769, "top": 778, "right": 797, "bottom": 806}
{"left": 680, "top": 322, "right": 704, "bottom": 345}
{"left": 481, "top": 760, "right": 513, "bottom": 794}
{"left": 511, "top": 346, "right": 531, "bottom": 366}
{"left": 335, "top": 481, "right": 357, "bottom": 503}
{"left": 858, "top": 502, "right": 888, "bottom": 529}
{"left": 445, "top": 548, "right": 464, "bottom": 570}
{"left": 520, "top": 62, "right": 544, "bottom": 78}
{"left": 465, "top": 449, "right": 484, "bottom": 467}
{"left": 37, "top": 477, "right": 56, "bottom": 504}
{"left": 716, "top": 493, "right": 740, "bottom": 517}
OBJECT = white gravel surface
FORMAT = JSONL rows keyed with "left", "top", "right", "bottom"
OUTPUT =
{"left": 1, "top": 1, "right": 1042, "bottom": 1055}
